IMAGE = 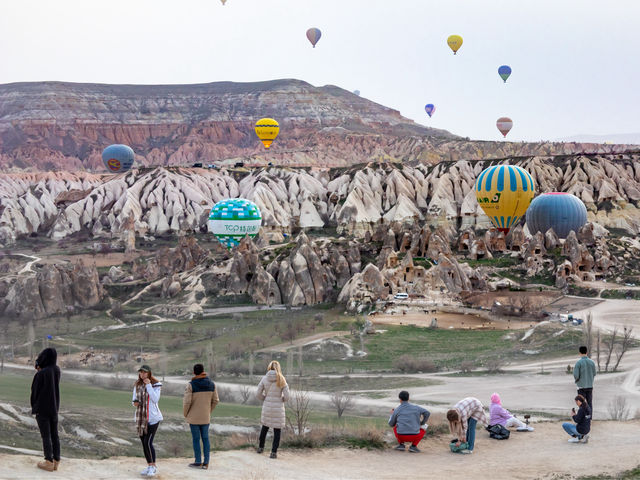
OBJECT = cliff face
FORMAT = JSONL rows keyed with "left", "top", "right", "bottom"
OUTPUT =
{"left": 1, "top": 79, "right": 637, "bottom": 171}
{"left": 1, "top": 153, "right": 639, "bottom": 246}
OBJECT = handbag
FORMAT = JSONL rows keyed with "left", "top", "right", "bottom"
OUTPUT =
{"left": 486, "top": 424, "right": 511, "bottom": 440}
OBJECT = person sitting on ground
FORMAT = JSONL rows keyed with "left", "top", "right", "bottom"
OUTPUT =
{"left": 562, "top": 394, "right": 591, "bottom": 444}
{"left": 447, "top": 397, "right": 489, "bottom": 454}
{"left": 388, "top": 391, "right": 430, "bottom": 453}
{"left": 489, "top": 393, "right": 534, "bottom": 432}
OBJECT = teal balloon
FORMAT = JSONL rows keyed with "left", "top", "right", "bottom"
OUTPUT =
{"left": 498, "top": 65, "right": 512, "bottom": 83}
{"left": 525, "top": 193, "right": 587, "bottom": 239}
{"left": 208, "top": 198, "right": 262, "bottom": 249}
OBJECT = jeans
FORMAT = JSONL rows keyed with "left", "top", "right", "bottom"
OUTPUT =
{"left": 466, "top": 418, "right": 477, "bottom": 451}
{"left": 140, "top": 422, "right": 159, "bottom": 464}
{"left": 577, "top": 388, "right": 593, "bottom": 415}
{"left": 36, "top": 415, "right": 60, "bottom": 462}
{"left": 190, "top": 424, "right": 211, "bottom": 464}
{"left": 259, "top": 425, "right": 281, "bottom": 453}
{"left": 562, "top": 422, "right": 581, "bottom": 438}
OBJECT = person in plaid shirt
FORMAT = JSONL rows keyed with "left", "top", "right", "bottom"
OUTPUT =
{"left": 447, "top": 397, "right": 489, "bottom": 454}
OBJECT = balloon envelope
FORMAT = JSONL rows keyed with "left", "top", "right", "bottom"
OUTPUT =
{"left": 208, "top": 198, "right": 262, "bottom": 249}
{"left": 496, "top": 117, "right": 513, "bottom": 137}
{"left": 498, "top": 65, "right": 512, "bottom": 83}
{"left": 447, "top": 35, "right": 463, "bottom": 54}
{"left": 353, "top": 90, "right": 360, "bottom": 96}
{"left": 424, "top": 104, "right": 436, "bottom": 118}
{"left": 475, "top": 165, "right": 535, "bottom": 234}
{"left": 306, "top": 28, "right": 322, "bottom": 47}
{"left": 102, "top": 144, "right": 135, "bottom": 173}
{"left": 255, "top": 118, "right": 280, "bottom": 149}
{"left": 525, "top": 193, "right": 587, "bottom": 239}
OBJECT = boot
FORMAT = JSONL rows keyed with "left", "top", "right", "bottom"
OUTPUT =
{"left": 53, "top": 460, "right": 60, "bottom": 471}
{"left": 37, "top": 460, "right": 55, "bottom": 472}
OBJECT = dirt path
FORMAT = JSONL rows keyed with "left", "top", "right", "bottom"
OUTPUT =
{"left": 572, "top": 298, "right": 640, "bottom": 332}
{"left": 1, "top": 421, "right": 638, "bottom": 479}
{"left": 258, "top": 331, "right": 350, "bottom": 353}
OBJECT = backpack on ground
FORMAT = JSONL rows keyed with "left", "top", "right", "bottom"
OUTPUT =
{"left": 486, "top": 424, "right": 510, "bottom": 440}
{"left": 449, "top": 440, "right": 470, "bottom": 453}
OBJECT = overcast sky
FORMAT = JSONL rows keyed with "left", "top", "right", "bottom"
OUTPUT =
{"left": 1, "top": 0, "right": 638, "bottom": 142}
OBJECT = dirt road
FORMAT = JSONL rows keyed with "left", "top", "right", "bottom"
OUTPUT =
{"left": 1, "top": 421, "right": 638, "bottom": 479}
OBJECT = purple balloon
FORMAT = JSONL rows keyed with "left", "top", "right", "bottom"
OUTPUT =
{"left": 425, "top": 104, "right": 436, "bottom": 118}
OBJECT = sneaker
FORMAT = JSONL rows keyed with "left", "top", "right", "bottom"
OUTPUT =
{"left": 270, "top": 452, "right": 277, "bottom": 459}
{"left": 188, "top": 463, "right": 203, "bottom": 468}
{"left": 146, "top": 466, "right": 157, "bottom": 477}
{"left": 460, "top": 449, "right": 472, "bottom": 454}
{"left": 256, "top": 447, "right": 264, "bottom": 454}
{"left": 408, "top": 445, "right": 420, "bottom": 453}
{"left": 394, "top": 444, "right": 406, "bottom": 451}
{"left": 526, "top": 426, "right": 535, "bottom": 432}
{"left": 140, "top": 466, "right": 151, "bottom": 476}
{"left": 37, "top": 460, "right": 55, "bottom": 472}
{"left": 202, "top": 464, "right": 209, "bottom": 470}
{"left": 568, "top": 437, "right": 580, "bottom": 443}
{"left": 579, "top": 434, "right": 589, "bottom": 444}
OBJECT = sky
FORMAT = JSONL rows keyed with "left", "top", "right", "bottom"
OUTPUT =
{"left": 1, "top": 0, "right": 639, "bottom": 142}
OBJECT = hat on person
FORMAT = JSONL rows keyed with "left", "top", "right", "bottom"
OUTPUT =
{"left": 491, "top": 393, "right": 501, "bottom": 404}
{"left": 138, "top": 365, "right": 151, "bottom": 373}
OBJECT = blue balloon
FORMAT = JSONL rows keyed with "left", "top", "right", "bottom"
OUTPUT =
{"left": 102, "top": 144, "right": 135, "bottom": 173}
{"left": 498, "top": 65, "right": 512, "bottom": 83}
{"left": 525, "top": 193, "right": 587, "bottom": 239}
{"left": 424, "top": 104, "right": 436, "bottom": 118}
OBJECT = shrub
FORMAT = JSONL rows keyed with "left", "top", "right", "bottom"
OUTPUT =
{"left": 393, "top": 355, "right": 438, "bottom": 373}
{"left": 459, "top": 361, "right": 475, "bottom": 373}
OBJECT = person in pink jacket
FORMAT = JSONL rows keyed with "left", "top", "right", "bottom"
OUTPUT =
{"left": 489, "top": 393, "right": 534, "bottom": 431}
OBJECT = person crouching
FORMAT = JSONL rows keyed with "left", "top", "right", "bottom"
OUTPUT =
{"left": 388, "top": 391, "right": 430, "bottom": 453}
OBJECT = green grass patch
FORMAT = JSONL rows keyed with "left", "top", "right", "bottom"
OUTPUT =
{"left": 461, "top": 256, "right": 520, "bottom": 268}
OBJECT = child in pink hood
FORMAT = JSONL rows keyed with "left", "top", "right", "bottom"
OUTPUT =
{"left": 489, "top": 393, "right": 534, "bottom": 431}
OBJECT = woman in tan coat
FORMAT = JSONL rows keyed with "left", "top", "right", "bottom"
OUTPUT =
{"left": 256, "top": 361, "right": 290, "bottom": 459}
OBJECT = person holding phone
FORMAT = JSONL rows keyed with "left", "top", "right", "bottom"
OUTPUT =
{"left": 132, "top": 365, "right": 163, "bottom": 477}
{"left": 256, "top": 361, "right": 290, "bottom": 459}
{"left": 562, "top": 394, "right": 591, "bottom": 443}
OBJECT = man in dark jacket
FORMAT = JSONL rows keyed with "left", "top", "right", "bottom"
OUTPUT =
{"left": 183, "top": 364, "right": 218, "bottom": 469}
{"left": 30, "top": 348, "right": 61, "bottom": 472}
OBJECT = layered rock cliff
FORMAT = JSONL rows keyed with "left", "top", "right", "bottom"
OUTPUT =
{"left": 1, "top": 80, "right": 636, "bottom": 172}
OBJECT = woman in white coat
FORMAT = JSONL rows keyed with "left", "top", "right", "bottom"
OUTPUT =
{"left": 256, "top": 361, "right": 290, "bottom": 459}
{"left": 132, "top": 365, "right": 163, "bottom": 477}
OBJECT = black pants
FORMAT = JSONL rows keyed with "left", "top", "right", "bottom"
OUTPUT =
{"left": 578, "top": 388, "right": 593, "bottom": 414}
{"left": 36, "top": 415, "right": 60, "bottom": 462}
{"left": 259, "top": 425, "right": 281, "bottom": 453}
{"left": 140, "top": 422, "right": 159, "bottom": 463}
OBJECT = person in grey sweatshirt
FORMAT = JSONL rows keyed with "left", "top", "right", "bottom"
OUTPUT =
{"left": 388, "top": 391, "right": 430, "bottom": 453}
{"left": 573, "top": 346, "right": 596, "bottom": 414}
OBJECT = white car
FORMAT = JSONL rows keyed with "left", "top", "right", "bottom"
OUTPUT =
{"left": 394, "top": 292, "right": 409, "bottom": 300}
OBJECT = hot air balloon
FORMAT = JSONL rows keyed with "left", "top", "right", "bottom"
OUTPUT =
{"left": 425, "top": 104, "right": 436, "bottom": 118}
{"left": 475, "top": 165, "right": 535, "bottom": 234}
{"left": 306, "top": 28, "right": 322, "bottom": 48}
{"left": 102, "top": 144, "right": 135, "bottom": 173}
{"left": 208, "top": 198, "right": 262, "bottom": 249}
{"left": 353, "top": 90, "right": 361, "bottom": 96}
{"left": 254, "top": 118, "right": 280, "bottom": 149}
{"left": 220, "top": 0, "right": 227, "bottom": 4}
{"left": 447, "top": 35, "right": 463, "bottom": 54}
{"left": 525, "top": 193, "right": 587, "bottom": 239}
{"left": 496, "top": 117, "right": 513, "bottom": 137}
{"left": 498, "top": 65, "right": 512, "bottom": 83}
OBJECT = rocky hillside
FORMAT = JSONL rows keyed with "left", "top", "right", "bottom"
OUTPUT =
{"left": 1, "top": 153, "right": 639, "bottom": 247}
{"left": 1, "top": 79, "right": 637, "bottom": 171}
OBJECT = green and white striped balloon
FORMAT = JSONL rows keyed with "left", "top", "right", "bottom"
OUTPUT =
{"left": 208, "top": 198, "right": 262, "bottom": 249}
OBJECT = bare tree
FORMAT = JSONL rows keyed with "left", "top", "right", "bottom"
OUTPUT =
{"left": 596, "top": 329, "right": 601, "bottom": 372}
{"left": 612, "top": 327, "right": 634, "bottom": 372}
{"left": 27, "top": 320, "right": 35, "bottom": 361}
{"left": 582, "top": 312, "right": 593, "bottom": 357}
{"left": 330, "top": 391, "right": 354, "bottom": 419}
{"left": 286, "top": 385, "right": 312, "bottom": 436}
{"left": 608, "top": 396, "right": 631, "bottom": 421}
{"left": 603, "top": 327, "right": 618, "bottom": 372}
{"left": 239, "top": 384, "right": 251, "bottom": 405}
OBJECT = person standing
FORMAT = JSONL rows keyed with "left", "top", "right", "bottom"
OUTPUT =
{"left": 447, "top": 397, "right": 489, "bottom": 454}
{"left": 183, "top": 363, "right": 219, "bottom": 470}
{"left": 256, "top": 361, "right": 290, "bottom": 459}
{"left": 562, "top": 394, "right": 591, "bottom": 443}
{"left": 132, "top": 365, "right": 163, "bottom": 477}
{"left": 30, "top": 348, "right": 61, "bottom": 472}
{"left": 573, "top": 346, "right": 596, "bottom": 414}
{"left": 388, "top": 391, "right": 430, "bottom": 453}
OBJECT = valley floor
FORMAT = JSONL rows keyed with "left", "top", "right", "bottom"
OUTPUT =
{"left": 1, "top": 421, "right": 638, "bottom": 480}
